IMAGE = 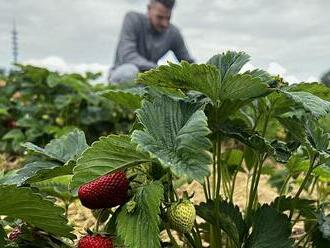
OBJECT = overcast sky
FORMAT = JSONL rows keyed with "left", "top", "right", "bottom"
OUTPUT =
{"left": 0, "top": 0, "right": 330, "bottom": 83}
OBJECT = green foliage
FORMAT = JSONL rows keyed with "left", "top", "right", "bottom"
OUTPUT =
{"left": 131, "top": 95, "right": 212, "bottom": 182}
{"left": 218, "top": 73, "right": 270, "bottom": 102}
{"left": 137, "top": 61, "right": 221, "bottom": 104}
{"left": 22, "top": 129, "right": 88, "bottom": 163}
{"left": 71, "top": 135, "right": 149, "bottom": 190}
{"left": 0, "top": 65, "right": 134, "bottom": 154}
{"left": 117, "top": 182, "right": 164, "bottom": 248}
{"left": 1, "top": 130, "right": 88, "bottom": 186}
{"left": 34, "top": 175, "right": 74, "bottom": 202}
{"left": 2, "top": 52, "right": 330, "bottom": 247}
{"left": 1, "top": 161, "right": 72, "bottom": 186}
{"left": 137, "top": 51, "right": 273, "bottom": 121}
{"left": 0, "top": 185, "right": 74, "bottom": 238}
{"left": 267, "top": 169, "right": 290, "bottom": 193}
{"left": 312, "top": 211, "right": 330, "bottom": 247}
{"left": 314, "top": 164, "right": 330, "bottom": 181}
{"left": 100, "top": 88, "right": 145, "bottom": 109}
{"left": 244, "top": 205, "right": 293, "bottom": 248}
{"left": 280, "top": 90, "right": 330, "bottom": 119}
{"left": 219, "top": 119, "right": 292, "bottom": 163}
{"left": 289, "top": 82, "right": 330, "bottom": 101}
{"left": 0, "top": 224, "right": 5, "bottom": 247}
{"left": 312, "top": 229, "right": 330, "bottom": 248}
{"left": 271, "top": 196, "right": 315, "bottom": 215}
{"left": 207, "top": 51, "right": 250, "bottom": 81}
{"left": 197, "top": 202, "right": 294, "bottom": 248}
{"left": 318, "top": 213, "right": 330, "bottom": 240}
{"left": 305, "top": 120, "right": 330, "bottom": 152}
{"left": 286, "top": 153, "right": 309, "bottom": 175}
{"left": 221, "top": 149, "right": 244, "bottom": 174}
{"left": 197, "top": 199, "right": 246, "bottom": 247}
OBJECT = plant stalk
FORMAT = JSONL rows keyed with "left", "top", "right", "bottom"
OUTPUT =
{"left": 289, "top": 154, "right": 317, "bottom": 220}
{"left": 165, "top": 226, "right": 180, "bottom": 247}
{"left": 216, "top": 135, "right": 222, "bottom": 198}
{"left": 95, "top": 208, "right": 107, "bottom": 233}
{"left": 192, "top": 224, "right": 203, "bottom": 248}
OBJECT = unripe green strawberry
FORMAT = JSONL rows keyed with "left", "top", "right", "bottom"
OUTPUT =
{"left": 78, "top": 235, "right": 113, "bottom": 248}
{"left": 167, "top": 200, "right": 196, "bottom": 233}
{"left": 78, "top": 171, "right": 129, "bottom": 209}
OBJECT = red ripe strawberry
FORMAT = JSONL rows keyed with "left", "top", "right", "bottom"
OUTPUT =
{"left": 4, "top": 118, "right": 17, "bottom": 129}
{"left": 78, "top": 171, "right": 129, "bottom": 209}
{"left": 78, "top": 235, "right": 113, "bottom": 248}
{"left": 8, "top": 227, "right": 22, "bottom": 240}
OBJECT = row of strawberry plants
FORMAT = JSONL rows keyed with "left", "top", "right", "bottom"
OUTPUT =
{"left": 0, "top": 65, "right": 134, "bottom": 154}
{"left": 1, "top": 51, "right": 330, "bottom": 247}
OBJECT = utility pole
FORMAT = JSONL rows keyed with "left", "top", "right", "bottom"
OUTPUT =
{"left": 12, "top": 20, "right": 18, "bottom": 64}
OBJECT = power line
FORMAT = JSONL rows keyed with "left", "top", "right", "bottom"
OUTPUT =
{"left": 12, "top": 20, "right": 18, "bottom": 64}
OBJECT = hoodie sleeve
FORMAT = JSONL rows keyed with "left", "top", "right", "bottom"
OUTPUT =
{"left": 116, "top": 12, "right": 157, "bottom": 71}
{"left": 171, "top": 26, "right": 194, "bottom": 63}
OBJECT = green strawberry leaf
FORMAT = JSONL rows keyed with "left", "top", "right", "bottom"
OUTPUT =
{"left": 33, "top": 175, "right": 74, "bottom": 201}
{"left": 219, "top": 119, "right": 293, "bottom": 163}
{"left": 286, "top": 153, "right": 309, "bottom": 175}
{"left": 137, "top": 61, "right": 221, "bottom": 104}
{"left": 270, "top": 196, "right": 315, "bottom": 217}
{"left": 218, "top": 73, "right": 270, "bottom": 102}
{"left": 305, "top": 120, "right": 330, "bottom": 152}
{"left": 117, "top": 181, "right": 164, "bottom": 248}
{"left": 100, "top": 88, "right": 145, "bottom": 109}
{"left": 0, "top": 224, "right": 5, "bottom": 247}
{"left": 0, "top": 107, "right": 9, "bottom": 116}
{"left": 132, "top": 95, "right": 212, "bottom": 183}
{"left": 312, "top": 228, "right": 330, "bottom": 248}
{"left": 267, "top": 169, "right": 290, "bottom": 193}
{"left": 2, "top": 129, "right": 25, "bottom": 141}
{"left": 288, "top": 82, "right": 330, "bottom": 101}
{"left": 277, "top": 116, "right": 307, "bottom": 143}
{"left": 221, "top": 149, "right": 244, "bottom": 174}
{"left": 207, "top": 51, "right": 250, "bottom": 81}
{"left": 243, "top": 69, "right": 275, "bottom": 86}
{"left": 47, "top": 73, "right": 92, "bottom": 97}
{"left": 0, "top": 161, "right": 74, "bottom": 186}
{"left": 244, "top": 147, "right": 258, "bottom": 171}
{"left": 244, "top": 205, "right": 293, "bottom": 248}
{"left": 137, "top": 52, "right": 272, "bottom": 120}
{"left": 0, "top": 185, "right": 74, "bottom": 238}
{"left": 314, "top": 164, "right": 330, "bottom": 181}
{"left": 196, "top": 199, "right": 246, "bottom": 248}
{"left": 280, "top": 90, "right": 330, "bottom": 119}
{"left": 71, "top": 135, "right": 150, "bottom": 190}
{"left": 279, "top": 117, "right": 330, "bottom": 156}
{"left": 268, "top": 92, "right": 305, "bottom": 120}
{"left": 22, "top": 130, "right": 88, "bottom": 163}
{"left": 319, "top": 215, "right": 330, "bottom": 239}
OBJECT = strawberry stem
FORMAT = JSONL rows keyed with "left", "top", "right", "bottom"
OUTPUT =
{"left": 95, "top": 208, "right": 107, "bottom": 233}
{"left": 165, "top": 224, "right": 180, "bottom": 247}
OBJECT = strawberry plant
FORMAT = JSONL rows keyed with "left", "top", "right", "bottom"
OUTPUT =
{"left": 1, "top": 51, "right": 330, "bottom": 247}
{"left": 0, "top": 65, "right": 135, "bottom": 154}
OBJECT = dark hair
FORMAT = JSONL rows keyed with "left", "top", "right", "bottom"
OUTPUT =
{"left": 151, "top": 0, "right": 175, "bottom": 9}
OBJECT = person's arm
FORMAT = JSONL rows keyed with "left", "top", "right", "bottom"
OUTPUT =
{"left": 171, "top": 27, "right": 194, "bottom": 63}
{"left": 117, "top": 12, "right": 157, "bottom": 71}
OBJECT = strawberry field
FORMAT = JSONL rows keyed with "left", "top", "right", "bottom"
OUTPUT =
{"left": 1, "top": 51, "right": 330, "bottom": 247}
